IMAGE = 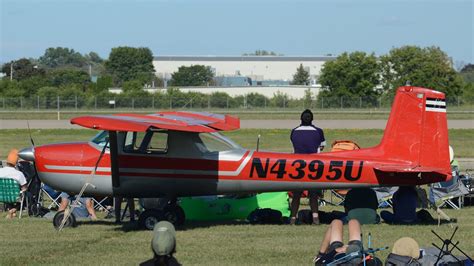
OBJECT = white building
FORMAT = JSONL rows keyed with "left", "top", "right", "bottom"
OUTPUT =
{"left": 153, "top": 55, "right": 335, "bottom": 86}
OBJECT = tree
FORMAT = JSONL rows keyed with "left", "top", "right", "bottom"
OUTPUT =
{"left": 104, "top": 46, "right": 155, "bottom": 85}
{"left": 1, "top": 58, "right": 45, "bottom": 80}
{"left": 318, "top": 51, "right": 380, "bottom": 97}
{"left": 291, "top": 64, "right": 310, "bottom": 85}
{"left": 39, "top": 47, "right": 86, "bottom": 68}
{"left": 49, "top": 69, "right": 91, "bottom": 91}
{"left": 380, "top": 46, "right": 464, "bottom": 98}
{"left": 85, "top": 52, "right": 104, "bottom": 64}
{"left": 170, "top": 65, "right": 214, "bottom": 86}
{"left": 122, "top": 80, "right": 143, "bottom": 93}
{"left": 459, "top": 63, "right": 474, "bottom": 84}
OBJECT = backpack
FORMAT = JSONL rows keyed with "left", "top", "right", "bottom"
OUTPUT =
{"left": 247, "top": 208, "right": 282, "bottom": 224}
{"left": 331, "top": 140, "right": 361, "bottom": 152}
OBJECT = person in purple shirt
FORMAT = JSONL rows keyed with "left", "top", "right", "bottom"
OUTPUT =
{"left": 289, "top": 109, "right": 326, "bottom": 225}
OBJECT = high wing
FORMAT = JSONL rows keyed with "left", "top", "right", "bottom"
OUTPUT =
{"left": 71, "top": 111, "right": 240, "bottom": 132}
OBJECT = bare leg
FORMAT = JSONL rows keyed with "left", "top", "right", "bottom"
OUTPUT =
{"left": 347, "top": 219, "right": 361, "bottom": 241}
{"left": 86, "top": 199, "right": 97, "bottom": 220}
{"left": 329, "top": 219, "right": 344, "bottom": 244}
{"left": 309, "top": 192, "right": 320, "bottom": 224}
{"left": 290, "top": 192, "right": 302, "bottom": 218}
{"left": 319, "top": 222, "right": 334, "bottom": 253}
{"left": 58, "top": 198, "right": 69, "bottom": 212}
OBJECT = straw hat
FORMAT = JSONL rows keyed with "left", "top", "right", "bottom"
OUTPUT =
{"left": 7, "top": 149, "right": 19, "bottom": 165}
{"left": 392, "top": 237, "right": 420, "bottom": 259}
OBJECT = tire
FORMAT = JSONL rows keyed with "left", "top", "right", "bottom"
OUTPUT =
{"left": 139, "top": 209, "right": 164, "bottom": 230}
{"left": 163, "top": 205, "right": 185, "bottom": 226}
{"left": 53, "top": 210, "right": 76, "bottom": 230}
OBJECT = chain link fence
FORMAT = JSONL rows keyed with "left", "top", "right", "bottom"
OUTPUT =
{"left": 0, "top": 95, "right": 471, "bottom": 111}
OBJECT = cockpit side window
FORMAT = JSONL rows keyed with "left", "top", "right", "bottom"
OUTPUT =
{"left": 123, "top": 131, "right": 168, "bottom": 154}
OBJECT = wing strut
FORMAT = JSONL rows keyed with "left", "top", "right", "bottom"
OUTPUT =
{"left": 109, "top": 131, "right": 120, "bottom": 189}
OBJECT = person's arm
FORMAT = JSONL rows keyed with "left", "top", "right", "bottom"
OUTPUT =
{"left": 319, "top": 128, "right": 326, "bottom": 152}
{"left": 17, "top": 172, "right": 28, "bottom": 191}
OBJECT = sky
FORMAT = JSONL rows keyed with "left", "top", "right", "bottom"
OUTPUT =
{"left": 1, "top": 0, "right": 473, "bottom": 65}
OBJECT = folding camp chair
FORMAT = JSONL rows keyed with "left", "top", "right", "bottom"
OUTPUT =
{"left": 92, "top": 196, "right": 112, "bottom": 214}
{"left": 373, "top": 187, "right": 397, "bottom": 208}
{"left": 0, "top": 177, "right": 27, "bottom": 218}
{"left": 329, "top": 189, "right": 348, "bottom": 206}
{"left": 40, "top": 183, "right": 61, "bottom": 209}
{"left": 429, "top": 174, "right": 469, "bottom": 210}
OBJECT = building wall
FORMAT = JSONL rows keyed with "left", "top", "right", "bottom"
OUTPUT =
{"left": 153, "top": 56, "right": 335, "bottom": 82}
{"left": 108, "top": 86, "right": 319, "bottom": 99}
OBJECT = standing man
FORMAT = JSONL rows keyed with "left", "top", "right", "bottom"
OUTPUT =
{"left": 0, "top": 149, "right": 27, "bottom": 218}
{"left": 289, "top": 109, "right": 326, "bottom": 225}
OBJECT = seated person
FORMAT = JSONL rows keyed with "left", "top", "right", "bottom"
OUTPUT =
{"left": 381, "top": 186, "right": 430, "bottom": 224}
{"left": 314, "top": 219, "right": 363, "bottom": 265}
{"left": 0, "top": 149, "right": 27, "bottom": 219}
{"left": 59, "top": 192, "right": 97, "bottom": 220}
{"left": 343, "top": 187, "right": 379, "bottom": 224}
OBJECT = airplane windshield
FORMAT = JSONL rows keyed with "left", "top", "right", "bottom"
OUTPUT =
{"left": 91, "top": 131, "right": 109, "bottom": 148}
{"left": 197, "top": 132, "right": 240, "bottom": 152}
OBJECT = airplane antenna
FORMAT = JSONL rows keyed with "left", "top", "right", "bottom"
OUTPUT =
{"left": 58, "top": 139, "right": 109, "bottom": 231}
{"left": 256, "top": 134, "right": 261, "bottom": 151}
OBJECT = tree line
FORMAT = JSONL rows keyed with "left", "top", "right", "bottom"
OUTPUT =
{"left": 291, "top": 46, "right": 474, "bottom": 104}
{"left": 1, "top": 46, "right": 473, "bottom": 105}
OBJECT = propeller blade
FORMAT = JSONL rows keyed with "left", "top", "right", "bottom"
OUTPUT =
{"left": 26, "top": 120, "right": 35, "bottom": 147}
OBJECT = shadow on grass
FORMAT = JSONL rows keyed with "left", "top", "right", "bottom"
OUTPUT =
{"left": 109, "top": 219, "right": 283, "bottom": 232}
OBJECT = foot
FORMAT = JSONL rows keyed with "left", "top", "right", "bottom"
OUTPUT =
{"left": 289, "top": 217, "right": 297, "bottom": 225}
{"left": 312, "top": 216, "right": 320, "bottom": 225}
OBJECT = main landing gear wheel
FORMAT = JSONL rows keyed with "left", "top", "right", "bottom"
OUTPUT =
{"left": 139, "top": 209, "right": 164, "bottom": 230}
{"left": 164, "top": 205, "right": 185, "bottom": 226}
{"left": 53, "top": 210, "right": 77, "bottom": 230}
{"left": 138, "top": 205, "right": 186, "bottom": 230}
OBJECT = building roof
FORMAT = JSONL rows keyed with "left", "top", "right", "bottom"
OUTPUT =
{"left": 154, "top": 55, "right": 336, "bottom": 62}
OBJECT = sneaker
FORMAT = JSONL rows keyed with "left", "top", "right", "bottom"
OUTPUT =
{"left": 289, "top": 217, "right": 297, "bottom": 225}
{"left": 312, "top": 216, "right": 320, "bottom": 225}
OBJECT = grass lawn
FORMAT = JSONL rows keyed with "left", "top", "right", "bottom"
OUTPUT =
{"left": 0, "top": 128, "right": 473, "bottom": 265}
{"left": 1, "top": 128, "right": 472, "bottom": 158}
{"left": 0, "top": 205, "right": 473, "bottom": 265}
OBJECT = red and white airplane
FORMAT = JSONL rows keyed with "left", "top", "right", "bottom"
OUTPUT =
{"left": 19, "top": 86, "right": 451, "bottom": 224}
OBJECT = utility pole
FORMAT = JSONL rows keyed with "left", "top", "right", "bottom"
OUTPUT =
{"left": 10, "top": 63, "right": 13, "bottom": 81}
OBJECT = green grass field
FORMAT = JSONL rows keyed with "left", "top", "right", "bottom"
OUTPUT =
{"left": 1, "top": 128, "right": 473, "bottom": 158}
{"left": 0, "top": 205, "right": 473, "bottom": 265}
{"left": 0, "top": 128, "right": 473, "bottom": 265}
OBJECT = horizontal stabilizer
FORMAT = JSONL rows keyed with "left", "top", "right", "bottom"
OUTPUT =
{"left": 374, "top": 165, "right": 448, "bottom": 174}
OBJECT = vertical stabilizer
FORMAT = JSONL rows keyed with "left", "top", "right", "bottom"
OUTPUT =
{"left": 377, "top": 86, "right": 451, "bottom": 176}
